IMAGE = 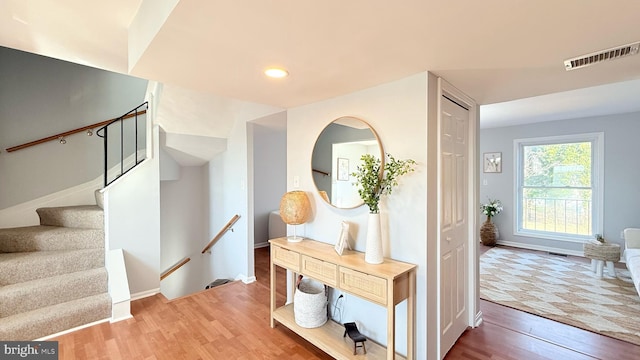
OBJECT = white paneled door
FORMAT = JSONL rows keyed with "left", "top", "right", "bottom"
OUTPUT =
{"left": 439, "top": 95, "right": 470, "bottom": 357}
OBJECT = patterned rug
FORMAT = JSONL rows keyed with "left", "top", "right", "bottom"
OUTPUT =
{"left": 480, "top": 246, "right": 640, "bottom": 345}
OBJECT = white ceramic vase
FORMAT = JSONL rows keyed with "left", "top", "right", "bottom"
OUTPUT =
{"left": 365, "top": 213, "right": 383, "bottom": 264}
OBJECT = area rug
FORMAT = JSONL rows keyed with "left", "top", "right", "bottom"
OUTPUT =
{"left": 480, "top": 246, "right": 640, "bottom": 345}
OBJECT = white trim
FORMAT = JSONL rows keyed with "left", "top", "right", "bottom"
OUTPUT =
{"left": 107, "top": 249, "right": 131, "bottom": 322}
{"left": 513, "top": 132, "right": 604, "bottom": 241}
{"left": 111, "top": 308, "right": 133, "bottom": 323}
{"left": 437, "top": 78, "right": 480, "bottom": 353}
{"left": 34, "top": 318, "right": 110, "bottom": 341}
{"left": 130, "top": 288, "right": 160, "bottom": 301}
{"left": 254, "top": 242, "right": 270, "bottom": 249}
{"left": 235, "top": 274, "right": 256, "bottom": 284}
{"left": 496, "top": 239, "right": 585, "bottom": 257}
{"left": 474, "top": 311, "right": 483, "bottom": 327}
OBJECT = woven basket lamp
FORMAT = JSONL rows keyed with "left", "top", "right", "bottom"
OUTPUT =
{"left": 279, "top": 191, "right": 311, "bottom": 242}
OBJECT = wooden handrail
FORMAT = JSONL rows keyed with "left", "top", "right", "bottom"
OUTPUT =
{"left": 160, "top": 257, "right": 191, "bottom": 280}
{"left": 5, "top": 110, "right": 147, "bottom": 153}
{"left": 313, "top": 168, "right": 330, "bottom": 176}
{"left": 202, "top": 214, "right": 241, "bottom": 254}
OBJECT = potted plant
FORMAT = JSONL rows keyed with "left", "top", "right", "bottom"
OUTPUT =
{"left": 480, "top": 198, "right": 502, "bottom": 246}
{"left": 352, "top": 153, "right": 416, "bottom": 263}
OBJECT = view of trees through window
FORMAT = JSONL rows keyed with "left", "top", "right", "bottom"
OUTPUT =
{"left": 521, "top": 141, "right": 592, "bottom": 235}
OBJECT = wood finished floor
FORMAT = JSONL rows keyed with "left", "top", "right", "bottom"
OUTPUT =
{"left": 50, "top": 246, "right": 640, "bottom": 359}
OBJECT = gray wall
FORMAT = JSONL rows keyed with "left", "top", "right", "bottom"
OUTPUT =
{"left": 0, "top": 46, "right": 147, "bottom": 209}
{"left": 250, "top": 114, "right": 287, "bottom": 247}
{"left": 160, "top": 165, "right": 209, "bottom": 299}
{"left": 480, "top": 111, "right": 640, "bottom": 253}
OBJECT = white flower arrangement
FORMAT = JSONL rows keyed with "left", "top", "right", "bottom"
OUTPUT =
{"left": 481, "top": 198, "right": 503, "bottom": 218}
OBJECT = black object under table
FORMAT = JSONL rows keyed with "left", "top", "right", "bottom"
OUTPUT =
{"left": 343, "top": 322, "right": 367, "bottom": 355}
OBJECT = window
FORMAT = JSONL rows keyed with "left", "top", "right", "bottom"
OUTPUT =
{"left": 514, "top": 133, "right": 603, "bottom": 242}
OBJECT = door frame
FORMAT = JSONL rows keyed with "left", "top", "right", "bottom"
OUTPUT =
{"left": 436, "top": 77, "right": 481, "bottom": 357}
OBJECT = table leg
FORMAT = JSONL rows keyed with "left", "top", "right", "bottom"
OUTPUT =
{"left": 596, "top": 260, "right": 604, "bottom": 278}
{"left": 270, "top": 247, "right": 276, "bottom": 328}
{"left": 606, "top": 261, "right": 615, "bottom": 277}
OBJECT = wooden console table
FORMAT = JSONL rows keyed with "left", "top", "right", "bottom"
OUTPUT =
{"left": 269, "top": 237, "right": 416, "bottom": 360}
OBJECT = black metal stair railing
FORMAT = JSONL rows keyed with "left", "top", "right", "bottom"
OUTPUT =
{"left": 96, "top": 102, "right": 149, "bottom": 187}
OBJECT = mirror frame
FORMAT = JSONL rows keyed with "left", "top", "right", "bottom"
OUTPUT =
{"left": 311, "top": 116, "right": 384, "bottom": 209}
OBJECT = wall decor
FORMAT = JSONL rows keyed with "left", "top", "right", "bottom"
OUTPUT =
{"left": 483, "top": 152, "right": 502, "bottom": 173}
{"left": 337, "top": 158, "right": 350, "bottom": 181}
{"left": 334, "top": 221, "right": 350, "bottom": 255}
{"left": 311, "top": 116, "right": 383, "bottom": 209}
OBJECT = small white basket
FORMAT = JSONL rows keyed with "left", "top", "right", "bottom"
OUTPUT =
{"left": 294, "top": 278, "right": 327, "bottom": 328}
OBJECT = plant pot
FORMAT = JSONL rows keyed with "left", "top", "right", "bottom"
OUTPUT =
{"left": 480, "top": 216, "right": 498, "bottom": 246}
{"left": 365, "top": 213, "right": 383, "bottom": 264}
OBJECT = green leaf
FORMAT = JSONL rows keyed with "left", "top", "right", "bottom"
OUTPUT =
{"left": 351, "top": 153, "right": 416, "bottom": 213}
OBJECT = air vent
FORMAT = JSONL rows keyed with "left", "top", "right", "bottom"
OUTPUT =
{"left": 564, "top": 41, "right": 640, "bottom": 71}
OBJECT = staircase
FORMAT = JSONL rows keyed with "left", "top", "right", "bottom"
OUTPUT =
{"left": 0, "top": 192, "right": 111, "bottom": 340}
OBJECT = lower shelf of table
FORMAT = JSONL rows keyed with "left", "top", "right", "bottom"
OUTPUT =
{"left": 272, "top": 303, "right": 406, "bottom": 360}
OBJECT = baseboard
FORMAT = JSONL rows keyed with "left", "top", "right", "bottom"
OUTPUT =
{"left": 496, "top": 240, "right": 584, "bottom": 257}
{"left": 111, "top": 299, "right": 133, "bottom": 323}
{"left": 235, "top": 274, "right": 256, "bottom": 284}
{"left": 130, "top": 288, "right": 160, "bottom": 301}
{"left": 254, "top": 242, "right": 269, "bottom": 249}
{"left": 474, "top": 310, "right": 483, "bottom": 327}
{"left": 35, "top": 318, "right": 110, "bottom": 341}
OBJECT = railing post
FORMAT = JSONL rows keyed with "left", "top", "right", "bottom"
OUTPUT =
{"left": 103, "top": 127, "right": 108, "bottom": 187}
{"left": 135, "top": 109, "right": 138, "bottom": 164}
{"left": 97, "top": 102, "right": 148, "bottom": 187}
{"left": 119, "top": 119, "right": 124, "bottom": 178}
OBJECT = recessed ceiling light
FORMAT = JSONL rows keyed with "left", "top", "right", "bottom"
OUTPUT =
{"left": 264, "top": 68, "right": 289, "bottom": 78}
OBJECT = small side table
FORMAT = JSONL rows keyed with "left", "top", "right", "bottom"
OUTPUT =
{"left": 583, "top": 241, "right": 620, "bottom": 278}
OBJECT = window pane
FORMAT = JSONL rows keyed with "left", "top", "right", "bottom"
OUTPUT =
{"left": 523, "top": 142, "right": 591, "bottom": 187}
{"left": 521, "top": 188, "right": 592, "bottom": 235}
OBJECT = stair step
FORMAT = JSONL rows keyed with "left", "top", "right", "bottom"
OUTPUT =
{"left": 0, "top": 293, "right": 111, "bottom": 341}
{"left": 0, "top": 268, "right": 108, "bottom": 318}
{"left": 0, "top": 226, "right": 103, "bottom": 252}
{"left": 0, "top": 249, "right": 104, "bottom": 286}
{"left": 37, "top": 205, "right": 103, "bottom": 229}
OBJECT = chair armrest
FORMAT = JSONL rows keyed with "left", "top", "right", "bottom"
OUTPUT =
{"left": 624, "top": 228, "right": 640, "bottom": 249}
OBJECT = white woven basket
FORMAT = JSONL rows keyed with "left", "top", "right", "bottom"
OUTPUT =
{"left": 294, "top": 278, "right": 327, "bottom": 328}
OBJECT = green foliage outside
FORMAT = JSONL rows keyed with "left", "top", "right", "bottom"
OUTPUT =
{"left": 351, "top": 153, "right": 416, "bottom": 214}
{"left": 522, "top": 141, "right": 592, "bottom": 235}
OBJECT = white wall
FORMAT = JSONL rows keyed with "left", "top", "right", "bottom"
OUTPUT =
{"left": 203, "top": 101, "right": 283, "bottom": 283}
{"left": 160, "top": 165, "right": 208, "bottom": 299}
{"left": 287, "top": 73, "right": 429, "bottom": 358}
{"left": 104, "top": 124, "right": 161, "bottom": 295}
{"left": 480, "top": 111, "right": 640, "bottom": 253}
{"left": 250, "top": 112, "right": 287, "bottom": 248}
{"left": 0, "top": 46, "right": 147, "bottom": 209}
{"left": 206, "top": 119, "right": 253, "bottom": 282}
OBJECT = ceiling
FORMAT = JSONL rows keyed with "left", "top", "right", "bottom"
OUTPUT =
{"left": 2, "top": 1, "right": 640, "bottom": 125}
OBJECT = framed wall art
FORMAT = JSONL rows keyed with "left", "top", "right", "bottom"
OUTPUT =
{"left": 483, "top": 152, "right": 502, "bottom": 173}
{"left": 334, "top": 221, "right": 350, "bottom": 255}
{"left": 337, "top": 158, "right": 350, "bottom": 181}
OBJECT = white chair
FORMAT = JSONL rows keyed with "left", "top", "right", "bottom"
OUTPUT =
{"left": 623, "top": 228, "right": 640, "bottom": 296}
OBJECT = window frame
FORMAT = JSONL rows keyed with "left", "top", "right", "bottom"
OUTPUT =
{"left": 513, "top": 132, "right": 604, "bottom": 243}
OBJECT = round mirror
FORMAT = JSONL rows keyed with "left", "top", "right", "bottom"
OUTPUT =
{"left": 311, "top": 116, "right": 383, "bottom": 209}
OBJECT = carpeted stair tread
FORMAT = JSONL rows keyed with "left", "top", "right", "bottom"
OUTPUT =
{"left": 0, "top": 249, "right": 104, "bottom": 285}
{"left": 0, "top": 225, "right": 103, "bottom": 252}
{"left": 0, "top": 268, "right": 107, "bottom": 318}
{"left": 37, "top": 205, "right": 103, "bottom": 229}
{"left": 0, "top": 293, "right": 111, "bottom": 341}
